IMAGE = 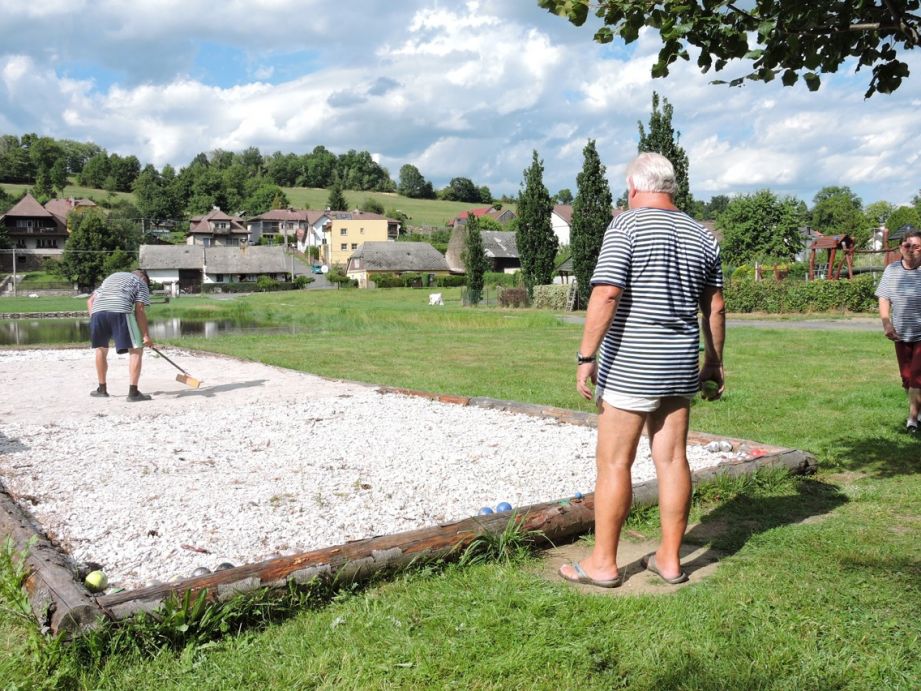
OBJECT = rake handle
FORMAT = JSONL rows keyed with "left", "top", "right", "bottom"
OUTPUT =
{"left": 150, "top": 346, "right": 190, "bottom": 377}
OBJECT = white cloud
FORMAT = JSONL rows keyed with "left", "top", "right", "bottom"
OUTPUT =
{"left": 0, "top": 1, "right": 919, "bottom": 206}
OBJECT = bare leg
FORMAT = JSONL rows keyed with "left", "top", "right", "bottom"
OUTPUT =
{"left": 908, "top": 387, "right": 921, "bottom": 420}
{"left": 647, "top": 397, "right": 692, "bottom": 580}
{"left": 95, "top": 347, "right": 109, "bottom": 386}
{"left": 561, "top": 402, "right": 646, "bottom": 582}
{"left": 128, "top": 348, "right": 143, "bottom": 387}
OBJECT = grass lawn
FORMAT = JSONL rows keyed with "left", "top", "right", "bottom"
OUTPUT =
{"left": 1, "top": 290, "right": 919, "bottom": 689}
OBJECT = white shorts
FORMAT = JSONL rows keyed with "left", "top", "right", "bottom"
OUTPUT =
{"left": 599, "top": 389, "right": 695, "bottom": 413}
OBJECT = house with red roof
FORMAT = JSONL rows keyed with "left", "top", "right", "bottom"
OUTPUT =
{"left": 0, "top": 193, "right": 97, "bottom": 270}
{"left": 187, "top": 207, "right": 249, "bottom": 247}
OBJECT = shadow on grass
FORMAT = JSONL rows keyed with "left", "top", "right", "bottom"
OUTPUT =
{"left": 681, "top": 477, "right": 849, "bottom": 566}
{"left": 827, "top": 433, "right": 921, "bottom": 478}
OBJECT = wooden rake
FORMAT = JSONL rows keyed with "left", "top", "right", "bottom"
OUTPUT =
{"left": 150, "top": 346, "right": 203, "bottom": 389}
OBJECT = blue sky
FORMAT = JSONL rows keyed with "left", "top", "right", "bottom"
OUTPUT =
{"left": 1, "top": 0, "right": 918, "bottom": 206}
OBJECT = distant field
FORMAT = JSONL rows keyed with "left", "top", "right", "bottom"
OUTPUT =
{"left": 0, "top": 181, "right": 133, "bottom": 205}
{"left": 1, "top": 181, "right": 513, "bottom": 231}
{"left": 280, "top": 187, "right": 513, "bottom": 229}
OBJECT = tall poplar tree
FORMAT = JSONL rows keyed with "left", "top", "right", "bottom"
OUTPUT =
{"left": 570, "top": 139, "right": 613, "bottom": 307}
{"left": 326, "top": 173, "right": 348, "bottom": 211}
{"left": 516, "top": 150, "right": 557, "bottom": 297}
{"left": 461, "top": 213, "right": 488, "bottom": 304}
{"left": 638, "top": 92, "right": 692, "bottom": 213}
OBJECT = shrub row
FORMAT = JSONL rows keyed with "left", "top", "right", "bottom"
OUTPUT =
{"left": 531, "top": 284, "right": 570, "bottom": 310}
{"left": 199, "top": 277, "right": 312, "bottom": 294}
{"left": 498, "top": 287, "right": 529, "bottom": 308}
{"left": 484, "top": 272, "right": 522, "bottom": 287}
{"left": 724, "top": 274, "right": 879, "bottom": 313}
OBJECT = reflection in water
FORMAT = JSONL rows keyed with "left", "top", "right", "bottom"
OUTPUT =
{"left": 0, "top": 318, "right": 264, "bottom": 346}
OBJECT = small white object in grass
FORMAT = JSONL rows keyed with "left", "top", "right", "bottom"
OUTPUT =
{"left": 428, "top": 293, "right": 444, "bottom": 306}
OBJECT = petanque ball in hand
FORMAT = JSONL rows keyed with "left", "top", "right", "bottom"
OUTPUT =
{"left": 701, "top": 380, "right": 720, "bottom": 400}
{"left": 84, "top": 570, "right": 108, "bottom": 593}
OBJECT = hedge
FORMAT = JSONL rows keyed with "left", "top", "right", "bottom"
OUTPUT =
{"left": 200, "top": 279, "right": 307, "bottom": 294}
{"left": 531, "top": 284, "right": 570, "bottom": 310}
{"left": 724, "top": 274, "right": 879, "bottom": 313}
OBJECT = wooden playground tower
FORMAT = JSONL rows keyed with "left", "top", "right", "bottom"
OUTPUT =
{"left": 807, "top": 227, "right": 903, "bottom": 281}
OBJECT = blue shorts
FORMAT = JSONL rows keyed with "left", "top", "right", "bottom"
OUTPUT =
{"left": 90, "top": 312, "right": 143, "bottom": 354}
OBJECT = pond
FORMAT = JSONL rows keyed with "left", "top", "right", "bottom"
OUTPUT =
{"left": 0, "top": 317, "right": 268, "bottom": 346}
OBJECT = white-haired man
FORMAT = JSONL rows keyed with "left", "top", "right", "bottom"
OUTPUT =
{"left": 560, "top": 152, "right": 725, "bottom": 587}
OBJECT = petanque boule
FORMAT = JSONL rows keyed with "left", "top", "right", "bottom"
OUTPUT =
{"left": 478, "top": 506, "right": 494, "bottom": 515}
{"left": 191, "top": 566, "right": 212, "bottom": 577}
{"left": 574, "top": 491, "right": 584, "bottom": 499}
{"left": 84, "top": 570, "right": 108, "bottom": 593}
{"left": 496, "top": 502, "right": 512, "bottom": 512}
{"left": 701, "top": 380, "right": 721, "bottom": 400}
{"left": 215, "top": 562, "right": 235, "bottom": 571}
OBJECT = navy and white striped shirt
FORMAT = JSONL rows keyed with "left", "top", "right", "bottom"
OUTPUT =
{"left": 90, "top": 272, "right": 151, "bottom": 315}
{"left": 590, "top": 208, "right": 722, "bottom": 396}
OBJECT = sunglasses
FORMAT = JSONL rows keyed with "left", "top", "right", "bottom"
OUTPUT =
{"left": 902, "top": 242, "right": 921, "bottom": 251}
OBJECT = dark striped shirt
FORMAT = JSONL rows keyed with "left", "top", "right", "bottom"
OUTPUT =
{"left": 590, "top": 208, "right": 722, "bottom": 396}
{"left": 90, "top": 272, "right": 151, "bottom": 315}
{"left": 875, "top": 260, "right": 921, "bottom": 342}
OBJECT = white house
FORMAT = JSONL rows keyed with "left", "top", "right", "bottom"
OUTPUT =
{"left": 551, "top": 204, "right": 573, "bottom": 246}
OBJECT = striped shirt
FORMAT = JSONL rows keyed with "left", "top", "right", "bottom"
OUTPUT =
{"left": 590, "top": 208, "right": 722, "bottom": 396}
{"left": 875, "top": 260, "right": 921, "bottom": 343}
{"left": 90, "top": 272, "right": 151, "bottom": 315}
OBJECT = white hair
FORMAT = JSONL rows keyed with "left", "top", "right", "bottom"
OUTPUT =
{"left": 626, "top": 152, "right": 677, "bottom": 195}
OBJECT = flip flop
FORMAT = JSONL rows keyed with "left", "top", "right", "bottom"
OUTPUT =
{"left": 640, "top": 553, "right": 689, "bottom": 584}
{"left": 558, "top": 561, "right": 624, "bottom": 588}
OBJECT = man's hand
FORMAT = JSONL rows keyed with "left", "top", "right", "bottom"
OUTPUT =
{"left": 577, "top": 362, "right": 597, "bottom": 400}
{"left": 699, "top": 361, "right": 725, "bottom": 399}
{"left": 882, "top": 319, "right": 898, "bottom": 341}
{"left": 143, "top": 335, "right": 154, "bottom": 348}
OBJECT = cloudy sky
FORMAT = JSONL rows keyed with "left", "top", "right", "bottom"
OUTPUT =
{"left": 1, "top": 1, "right": 919, "bottom": 206}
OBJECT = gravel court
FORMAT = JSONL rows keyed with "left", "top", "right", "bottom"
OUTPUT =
{"left": 0, "top": 348, "right": 735, "bottom": 591}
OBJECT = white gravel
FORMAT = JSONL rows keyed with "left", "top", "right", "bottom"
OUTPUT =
{"left": 0, "top": 348, "right": 736, "bottom": 590}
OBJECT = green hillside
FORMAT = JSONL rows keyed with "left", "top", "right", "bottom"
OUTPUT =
{"left": 1, "top": 182, "right": 514, "bottom": 230}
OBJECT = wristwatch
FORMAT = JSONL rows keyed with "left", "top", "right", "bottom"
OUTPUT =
{"left": 577, "top": 351, "right": 596, "bottom": 364}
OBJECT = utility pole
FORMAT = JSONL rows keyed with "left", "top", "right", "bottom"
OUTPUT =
{"left": 12, "top": 249, "right": 17, "bottom": 297}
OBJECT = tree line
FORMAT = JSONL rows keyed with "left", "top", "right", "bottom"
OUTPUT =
{"left": 0, "top": 134, "right": 498, "bottom": 221}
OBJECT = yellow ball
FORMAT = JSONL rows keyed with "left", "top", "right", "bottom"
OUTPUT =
{"left": 84, "top": 570, "right": 108, "bottom": 593}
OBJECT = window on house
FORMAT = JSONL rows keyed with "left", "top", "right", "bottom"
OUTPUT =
{"left": 15, "top": 239, "right": 26, "bottom": 248}
{"left": 360, "top": 228, "right": 364, "bottom": 234}
{"left": 340, "top": 243, "right": 347, "bottom": 251}
{"left": 16, "top": 219, "right": 33, "bottom": 229}
{"left": 202, "top": 238, "right": 211, "bottom": 247}
{"left": 340, "top": 228, "right": 347, "bottom": 236}
{"left": 351, "top": 243, "right": 358, "bottom": 250}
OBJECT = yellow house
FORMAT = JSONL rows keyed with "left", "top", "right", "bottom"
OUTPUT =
{"left": 321, "top": 211, "right": 399, "bottom": 267}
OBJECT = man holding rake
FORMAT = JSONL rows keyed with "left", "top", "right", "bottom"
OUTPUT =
{"left": 560, "top": 152, "right": 725, "bottom": 588}
{"left": 87, "top": 269, "right": 155, "bottom": 402}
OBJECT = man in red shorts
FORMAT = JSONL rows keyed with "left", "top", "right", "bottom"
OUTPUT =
{"left": 877, "top": 229, "right": 921, "bottom": 433}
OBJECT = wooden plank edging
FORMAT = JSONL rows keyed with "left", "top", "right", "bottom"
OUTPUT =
{"left": 0, "top": 488, "right": 105, "bottom": 636}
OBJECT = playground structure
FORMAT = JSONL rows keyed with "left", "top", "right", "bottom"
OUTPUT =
{"left": 807, "top": 226, "right": 908, "bottom": 281}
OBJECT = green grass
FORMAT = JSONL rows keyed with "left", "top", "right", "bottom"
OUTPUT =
{"left": 1, "top": 181, "right": 133, "bottom": 205}
{"left": 279, "top": 187, "right": 512, "bottom": 228}
{"left": 1, "top": 291, "right": 919, "bottom": 689}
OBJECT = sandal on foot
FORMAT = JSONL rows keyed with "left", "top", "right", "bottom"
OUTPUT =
{"left": 640, "top": 553, "right": 689, "bottom": 584}
{"left": 127, "top": 391, "right": 152, "bottom": 402}
{"left": 90, "top": 389, "right": 109, "bottom": 398}
{"left": 558, "top": 561, "right": 623, "bottom": 588}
